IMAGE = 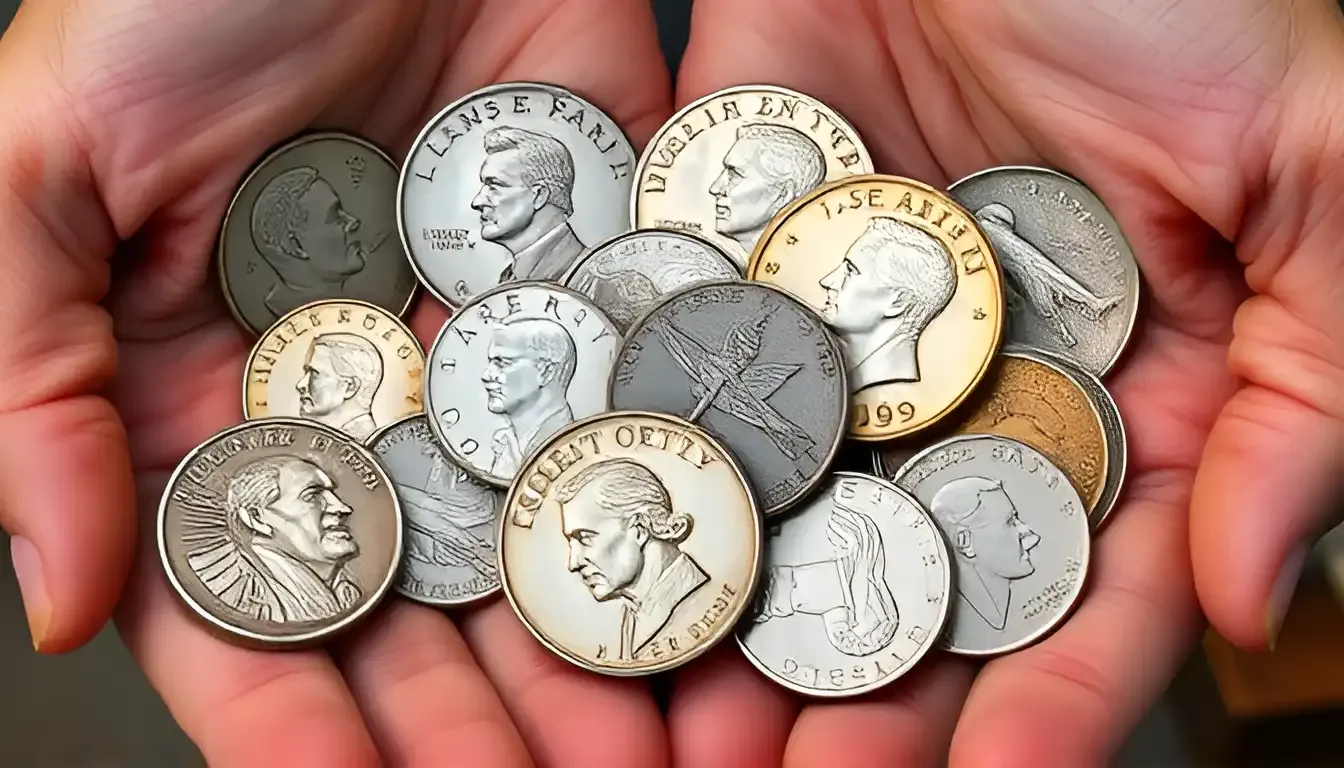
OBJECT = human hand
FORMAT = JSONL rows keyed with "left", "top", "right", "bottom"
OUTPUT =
{"left": 669, "top": 0, "right": 1344, "bottom": 765}
{"left": 0, "top": 1, "right": 672, "bottom": 765}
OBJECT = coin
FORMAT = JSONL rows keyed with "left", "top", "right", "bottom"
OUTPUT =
{"left": 947, "top": 166, "right": 1141, "bottom": 377}
{"left": 243, "top": 299, "right": 425, "bottom": 441}
{"left": 157, "top": 418, "right": 402, "bottom": 647}
{"left": 368, "top": 415, "right": 503, "bottom": 605}
{"left": 609, "top": 280, "right": 848, "bottom": 516}
{"left": 424, "top": 281, "right": 621, "bottom": 488}
{"left": 500, "top": 410, "right": 762, "bottom": 675}
{"left": 218, "top": 131, "right": 418, "bottom": 335}
{"left": 736, "top": 472, "right": 951, "bottom": 697}
{"left": 893, "top": 434, "right": 1090, "bottom": 656}
{"left": 632, "top": 84, "right": 874, "bottom": 269}
{"left": 398, "top": 82, "right": 638, "bottom": 308}
{"left": 748, "top": 174, "right": 1005, "bottom": 441}
{"left": 562, "top": 229, "right": 741, "bottom": 333}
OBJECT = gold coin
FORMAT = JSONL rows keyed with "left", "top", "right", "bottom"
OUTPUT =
{"left": 748, "top": 175, "right": 1005, "bottom": 440}
{"left": 243, "top": 299, "right": 425, "bottom": 442}
{"left": 632, "top": 85, "right": 874, "bottom": 269}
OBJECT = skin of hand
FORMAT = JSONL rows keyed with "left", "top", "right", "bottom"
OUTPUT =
{"left": 0, "top": 1, "right": 673, "bottom": 766}
{"left": 665, "top": 1, "right": 1344, "bottom": 766}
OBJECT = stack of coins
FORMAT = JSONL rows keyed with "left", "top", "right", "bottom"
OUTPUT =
{"left": 157, "top": 81, "right": 1138, "bottom": 698}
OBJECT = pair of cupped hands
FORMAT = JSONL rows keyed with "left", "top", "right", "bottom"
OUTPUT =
{"left": 2, "top": 0, "right": 1343, "bottom": 765}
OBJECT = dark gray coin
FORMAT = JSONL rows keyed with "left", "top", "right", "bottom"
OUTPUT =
{"left": 369, "top": 415, "right": 503, "bottom": 606}
{"left": 948, "top": 166, "right": 1140, "bottom": 377}
{"left": 609, "top": 280, "right": 848, "bottom": 515}
{"left": 219, "top": 132, "right": 418, "bottom": 335}
{"left": 562, "top": 229, "right": 742, "bottom": 333}
{"left": 158, "top": 418, "right": 402, "bottom": 647}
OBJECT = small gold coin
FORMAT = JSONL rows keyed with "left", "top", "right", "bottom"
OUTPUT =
{"left": 748, "top": 174, "right": 1005, "bottom": 440}
{"left": 243, "top": 299, "right": 425, "bottom": 442}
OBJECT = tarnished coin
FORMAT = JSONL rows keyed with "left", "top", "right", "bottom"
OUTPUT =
{"left": 369, "top": 415, "right": 503, "bottom": 605}
{"left": 398, "top": 82, "right": 637, "bottom": 307}
{"left": 501, "top": 411, "right": 762, "bottom": 675}
{"left": 947, "top": 166, "right": 1141, "bottom": 377}
{"left": 158, "top": 418, "right": 402, "bottom": 647}
{"left": 737, "top": 472, "right": 951, "bottom": 697}
{"left": 633, "top": 85, "right": 874, "bottom": 268}
{"left": 562, "top": 229, "right": 741, "bottom": 333}
{"left": 749, "top": 174, "right": 1006, "bottom": 441}
{"left": 243, "top": 299, "right": 425, "bottom": 441}
{"left": 609, "top": 280, "right": 848, "bottom": 516}
{"left": 893, "top": 434, "right": 1091, "bottom": 656}
{"left": 219, "top": 132, "right": 418, "bottom": 335}
{"left": 425, "top": 282, "right": 620, "bottom": 488}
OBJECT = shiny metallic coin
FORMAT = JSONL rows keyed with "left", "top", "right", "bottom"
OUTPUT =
{"left": 425, "top": 281, "right": 620, "bottom": 488}
{"left": 398, "top": 82, "right": 638, "bottom": 308}
{"left": 947, "top": 166, "right": 1141, "bottom": 378}
{"left": 737, "top": 472, "right": 951, "bottom": 697}
{"left": 632, "top": 84, "right": 874, "bottom": 269}
{"left": 243, "top": 299, "right": 425, "bottom": 442}
{"left": 562, "top": 229, "right": 741, "bottom": 333}
{"left": 609, "top": 280, "right": 848, "bottom": 516}
{"left": 893, "top": 434, "right": 1090, "bottom": 656}
{"left": 218, "top": 131, "right": 418, "bottom": 335}
{"left": 368, "top": 415, "right": 503, "bottom": 606}
{"left": 501, "top": 410, "right": 762, "bottom": 675}
{"left": 158, "top": 418, "right": 402, "bottom": 647}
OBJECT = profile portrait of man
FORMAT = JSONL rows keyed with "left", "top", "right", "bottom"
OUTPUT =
{"left": 556, "top": 458, "right": 709, "bottom": 660}
{"left": 481, "top": 315, "right": 578, "bottom": 477}
{"left": 707, "top": 123, "right": 827, "bottom": 256}
{"left": 470, "top": 126, "right": 586, "bottom": 283}
{"left": 818, "top": 216, "right": 957, "bottom": 392}
{"left": 250, "top": 166, "right": 367, "bottom": 319}
{"left": 294, "top": 332, "right": 385, "bottom": 441}
{"left": 929, "top": 476, "right": 1042, "bottom": 630}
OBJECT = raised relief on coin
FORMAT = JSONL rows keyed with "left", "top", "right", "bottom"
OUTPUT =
{"left": 398, "top": 82, "right": 637, "bottom": 307}
{"left": 738, "top": 472, "right": 951, "bottom": 696}
{"left": 369, "top": 415, "right": 503, "bottom": 605}
{"left": 244, "top": 300, "right": 425, "bottom": 441}
{"left": 610, "top": 281, "right": 848, "bottom": 515}
{"left": 158, "top": 419, "right": 401, "bottom": 645}
{"left": 633, "top": 85, "right": 874, "bottom": 268}
{"left": 501, "top": 412, "right": 761, "bottom": 675}
{"left": 425, "top": 282, "right": 620, "bottom": 487}
{"left": 749, "top": 175, "right": 1005, "bottom": 441}
{"left": 220, "top": 132, "right": 418, "bottom": 334}
{"left": 894, "top": 434, "right": 1090, "bottom": 656}
{"left": 562, "top": 229, "right": 741, "bottom": 332}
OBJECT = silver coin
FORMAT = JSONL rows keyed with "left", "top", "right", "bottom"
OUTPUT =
{"left": 398, "top": 82, "right": 638, "bottom": 308}
{"left": 893, "top": 434, "right": 1091, "bottom": 656}
{"left": 561, "top": 229, "right": 742, "bottom": 333}
{"left": 737, "top": 472, "right": 951, "bottom": 697}
{"left": 609, "top": 280, "right": 848, "bottom": 516}
{"left": 368, "top": 415, "right": 503, "bottom": 606}
{"left": 947, "top": 166, "right": 1140, "bottom": 377}
{"left": 425, "top": 281, "right": 621, "bottom": 488}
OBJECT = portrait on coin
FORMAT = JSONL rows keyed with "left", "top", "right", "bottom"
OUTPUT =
{"left": 819, "top": 216, "right": 957, "bottom": 392}
{"left": 557, "top": 458, "right": 709, "bottom": 660}
{"left": 471, "top": 126, "right": 587, "bottom": 283}
{"left": 398, "top": 440, "right": 498, "bottom": 585}
{"left": 482, "top": 314, "right": 578, "bottom": 478}
{"left": 295, "top": 332, "right": 385, "bottom": 441}
{"left": 708, "top": 123, "right": 827, "bottom": 254}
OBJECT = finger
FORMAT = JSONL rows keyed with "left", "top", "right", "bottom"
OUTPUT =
{"left": 666, "top": 646, "right": 797, "bottom": 768}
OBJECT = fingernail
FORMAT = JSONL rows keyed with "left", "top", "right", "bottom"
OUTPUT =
{"left": 10, "top": 536, "right": 50, "bottom": 651}
{"left": 1265, "top": 543, "right": 1309, "bottom": 651}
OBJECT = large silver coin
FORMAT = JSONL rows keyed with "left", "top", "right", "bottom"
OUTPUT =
{"left": 948, "top": 166, "right": 1141, "bottom": 377}
{"left": 369, "top": 415, "right": 503, "bottom": 606}
{"left": 609, "top": 280, "right": 848, "bottom": 516}
{"left": 425, "top": 281, "right": 621, "bottom": 488}
{"left": 737, "top": 472, "right": 951, "bottom": 697}
{"left": 562, "top": 229, "right": 741, "bottom": 333}
{"left": 893, "top": 434, "right": 1091, "bottom": 656}
{"left": 398, "top": 82, "right": 638, "bottom": 308}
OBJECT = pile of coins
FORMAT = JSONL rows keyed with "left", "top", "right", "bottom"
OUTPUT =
{"left": 158, "top": 82, "right": 1138, "bottom": 697}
